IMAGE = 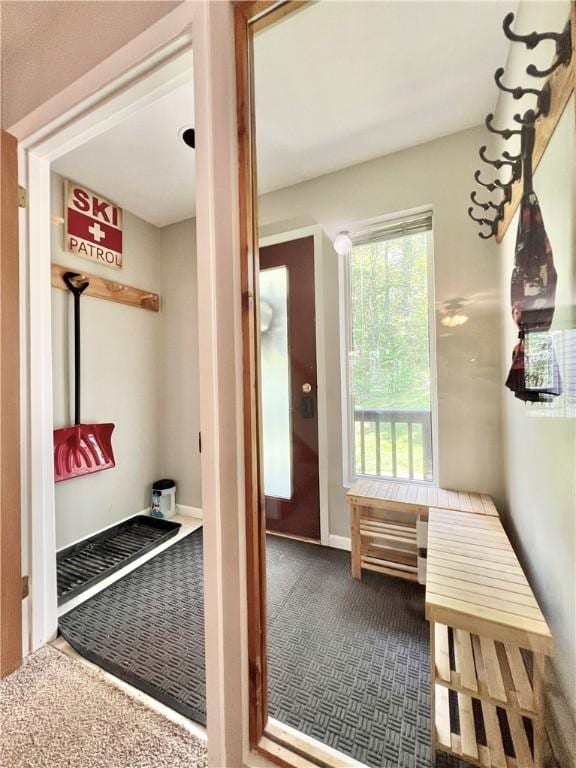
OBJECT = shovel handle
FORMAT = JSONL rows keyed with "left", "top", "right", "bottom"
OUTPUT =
{"left": 64, "top": 272, "right": 89, "bottom": 425}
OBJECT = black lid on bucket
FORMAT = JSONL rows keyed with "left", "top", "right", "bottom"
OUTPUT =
{"left": 153, "top": 478, "right": 176, "bottom": 491}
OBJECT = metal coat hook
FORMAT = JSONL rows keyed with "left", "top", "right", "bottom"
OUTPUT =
{"left": 513, "top": 107, "right": 540, "bottom": 126}
{"left": 470, "top": 191, "right": 499, "bottom": 212}
{"left": 467, "top": 207, "right": 499, "bottom": 239}
{"left": 503, "top": 12, "right": 566, "bottom": 50}
{"left": 494, "top": 67, "right": 541, "bottom": 100}
{"left": 479, "top": 145, "right": 520, "bottom": 172}
{"left": 503, "top": 14, "right": 572, "bottom": 77}
{"left": 467, "top": 207, "right": 490, "bottom": 226}
{"left": 485, "top": 113, "right": 522, "bottom": 140}
{"left": 502, "top": 149, "right": 521, "bottom": 162}
{"left": 474, "top": 170, "right": 513, "bottom": 204}
{"left": 474, "top": 169, "right": 503, "bottom": 191}
{"left": 527, "top": 22, "right": 572, "bottom": 76}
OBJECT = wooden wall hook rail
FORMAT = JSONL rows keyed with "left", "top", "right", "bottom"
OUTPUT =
{"left": 51, "top": 263, "right": 160, "bottom": 312}
{"left": 496, "top": 3, "right": 576, "bottom": 242}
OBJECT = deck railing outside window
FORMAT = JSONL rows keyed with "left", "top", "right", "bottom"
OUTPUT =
{"left": 354, "top": 407, "right": 433, "bottom": 482}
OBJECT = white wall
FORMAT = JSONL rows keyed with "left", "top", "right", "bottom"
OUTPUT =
{"left": 495, "top": 2, "right": 575, "bottom": 764}
{"left": 51, "top": 173, "right": 162, "bottom": 549}
{"left": 158, "top": 217, "right": 202, "bottom": 509}
{"left": 258, "top": 126, "right": 504, "bottom": 538}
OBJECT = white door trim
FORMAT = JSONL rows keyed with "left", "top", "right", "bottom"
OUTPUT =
{"left": 259, "top": 225, "right": 330, "bottom": 547}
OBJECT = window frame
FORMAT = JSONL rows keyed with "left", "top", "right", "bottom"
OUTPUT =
{"left": 339, "top": 213, "right": 439, "bottom": 488}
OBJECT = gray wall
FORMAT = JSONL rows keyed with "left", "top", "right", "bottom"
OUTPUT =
{"left": 158, "top": 218, "right": 202, "bottom": 509}
{"left": 51, "top": 174, "right": 201, "bottom": 549}
{"left": 258, "top": 126, "right": 504, "bottom": 538}
{"left": 495, "top": 2, "right": 575, "bottom": 763}
{"left": 51, "top": 174, "right": 162, "bottom": 548}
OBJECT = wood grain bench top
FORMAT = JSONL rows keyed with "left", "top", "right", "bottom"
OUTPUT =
{"left": 425, "top": 508, "right": 552, "bottom": 655}
{"left": 347, "top": 479, "right": 498, "bottom": 517}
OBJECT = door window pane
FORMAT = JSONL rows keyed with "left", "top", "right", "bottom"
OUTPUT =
{"left": 260, "top": 266, "right": 292, "bottom": 498}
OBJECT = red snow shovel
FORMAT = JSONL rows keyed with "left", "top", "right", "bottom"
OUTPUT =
{"left": 53, "top": 272, "right": 115, "bottom": 482}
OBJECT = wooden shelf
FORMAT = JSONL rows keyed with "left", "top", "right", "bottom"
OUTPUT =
{"left": 435, "top": 684, "right": 534, "bottom": 768}
{"left": 347, "top": 478, "right": 499, "bottom": 517}
{"left": 361, "top": 545, "right": 418, "bottom": 582}
{"left": 51, "top": 263, "right": 160, "bottom": 312}
{"left": 359, "top": 517, "right": 417, "bottom": 550}
{"left": 434, "top": 623, "right": 538, "bottom": 717}
{"left": 349, "top": 479, "right": 499, "bottom": 583}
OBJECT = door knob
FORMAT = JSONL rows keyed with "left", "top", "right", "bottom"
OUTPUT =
{"left": 302, "top": 383, "right": 312, "bottom": 393}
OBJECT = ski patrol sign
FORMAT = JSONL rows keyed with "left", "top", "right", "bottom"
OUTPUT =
{"left": 65, "top": 180, "right": 123, "bottom": 269}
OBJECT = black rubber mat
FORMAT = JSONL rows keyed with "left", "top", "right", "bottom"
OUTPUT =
{"left": 59, "top": 531, "right": 474, "bottom": 767}
{"left": 57, "top": 515, "right": 180, "bottom": 605}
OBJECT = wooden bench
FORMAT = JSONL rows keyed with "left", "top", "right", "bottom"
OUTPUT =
{"left": 426, "top": 508, "right": 552, "bottom": 768}
{"left": 347, "top": 479, "right": 498, "bottom": 582}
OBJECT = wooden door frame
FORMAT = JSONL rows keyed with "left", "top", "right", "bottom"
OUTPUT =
{"left": 8, "top": 4, "right": 251, "bottom": 765}
{"left": 0, "top": 129, "right": 22, "bottom": 678}
{"left": 235, "top": 3, "right": 369, "bottom": 766}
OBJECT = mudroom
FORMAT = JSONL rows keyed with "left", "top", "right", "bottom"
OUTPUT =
{"left": 3, "top": 3, "right": 572, "bottom": 768}
{"left": 48, "top": 50, "right": 208, "bottom": 726}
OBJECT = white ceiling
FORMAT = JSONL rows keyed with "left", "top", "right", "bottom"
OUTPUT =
{"left": 53, "top": 1, "right": 515, "bottom": 228}
{"left": 253, "top": 0, "right": 516, "bottom": 192}
{"left": 53, "top": 58, "right": 196, "bottom": 228}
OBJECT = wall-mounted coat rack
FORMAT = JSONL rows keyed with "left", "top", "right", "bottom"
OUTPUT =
{"left": 51, "top": 263, "right": 160, "bottom": 312}
{"left": 468, "top": 3, "right": 575, "bottom": 242}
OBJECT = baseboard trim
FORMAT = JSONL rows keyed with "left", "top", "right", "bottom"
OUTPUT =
{"left": 544, "top": 664, "right": 576, "bottom": 768}
{"left": 328, "top": 535, "right": 351, "bottom": 552}
{"left": 177, "top": 505, "right": 203, "bottom": 519}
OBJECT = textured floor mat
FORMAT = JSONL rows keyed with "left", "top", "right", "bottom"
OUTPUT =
{"left": 60, "top": 531, "right": 472, "bottom": 768}
{"left": 57, "top": 515, "right": 181, "bottom": 604}
{"left": 60, "top": 529, "right": 205, "bottom": 723}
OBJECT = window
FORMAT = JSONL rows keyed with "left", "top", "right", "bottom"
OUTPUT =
{"left": 342, "top": 211, "right": 435, "bottom": 483}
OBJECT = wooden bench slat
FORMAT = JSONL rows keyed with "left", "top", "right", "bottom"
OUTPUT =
{"left": 434, "top": 623, "right": 451, "bottom": 683}
{"left": 454, "top": 629, "right": 477, "bottom": 692}
{"left": 457, "top": 692, "right": 478, "bottom": 761}
{"left": 481, "top": 699, "right": 508, "bottom": 768}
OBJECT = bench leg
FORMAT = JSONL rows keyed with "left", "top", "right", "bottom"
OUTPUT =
{"left": 351, "top": 504, "right": 361, "bottom": 579}
{"left": 533, "top": 653, "right": 545, "bottom": 768}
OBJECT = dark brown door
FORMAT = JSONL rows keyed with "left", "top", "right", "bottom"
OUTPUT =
{"left": 259, "top": 236, "right": 320, "bottom": 540}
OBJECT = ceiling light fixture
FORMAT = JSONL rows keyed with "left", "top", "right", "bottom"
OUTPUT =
{"left": 441, "top": 313, "right": 469, "bottom": 328}
{"left": 333, "top": 231, "right": 352, "bottom": 256}
{"left": 179, "top": 126, "right": 196, "bottom": 149}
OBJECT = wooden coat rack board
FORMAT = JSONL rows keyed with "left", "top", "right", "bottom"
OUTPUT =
{"left": 496, "top": 2, "right": 576, "bottom": 241}
{"left": 51, "top": 263, "right": 160, "bottom": 312}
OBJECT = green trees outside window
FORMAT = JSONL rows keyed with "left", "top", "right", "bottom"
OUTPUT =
{"left": 348, "top": 230, "right": 434, "bottom": 481}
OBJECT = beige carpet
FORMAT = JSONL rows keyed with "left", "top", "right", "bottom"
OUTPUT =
{"left": 0, "top": 645, "right": 207, "bottom": 768}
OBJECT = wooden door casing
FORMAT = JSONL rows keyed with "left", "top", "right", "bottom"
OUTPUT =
{"left": 0, "top": 129, "right": 22, "bottom": 678}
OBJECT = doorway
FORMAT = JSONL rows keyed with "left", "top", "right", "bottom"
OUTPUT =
{"left": 260, "top": 235, "right": 321, "bottom": 541}
{"left": 238, "top": 1, "right": 516, "bottom": 766}
{"left": 46, "top": 49, "right": 210, "bottom": 729}
{"left": 10, "top": 4, "right": 247, "bottom": 764}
